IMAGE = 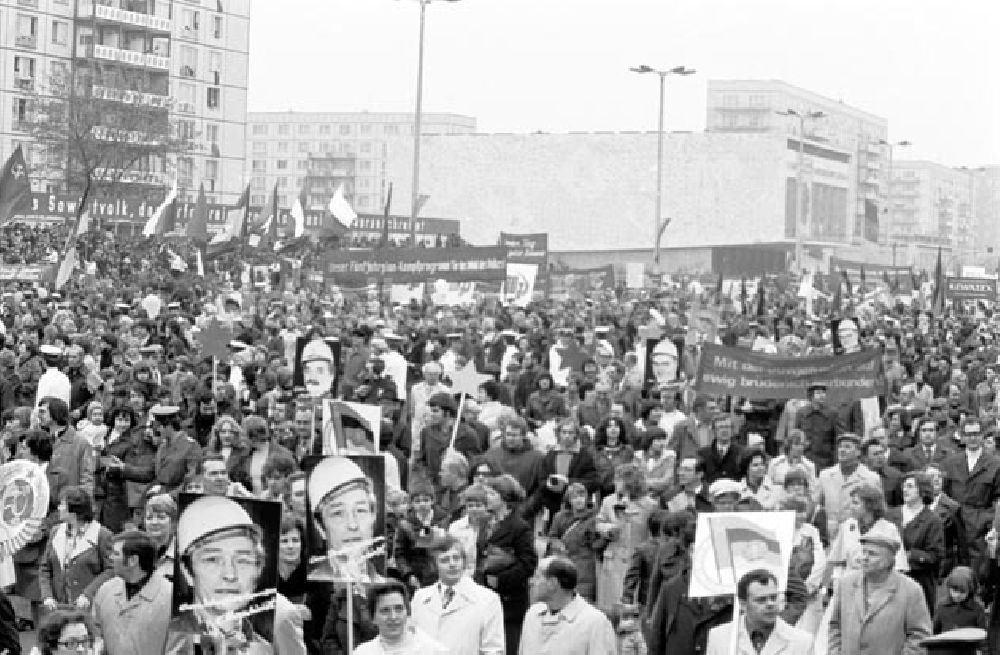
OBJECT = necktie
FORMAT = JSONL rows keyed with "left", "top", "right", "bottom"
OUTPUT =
{"left": 751, "top": 630, "right": 766, "bottom": 654}
{"left": 442, "top": 585, "right": 454, "bottom": 608}
{"left": 925, "top": 447, "right": 932, "bottom": 460}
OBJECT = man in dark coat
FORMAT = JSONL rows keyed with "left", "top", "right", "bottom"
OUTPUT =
{"left": 794, "top": 383, "right": 843, "bottom": 470}
{"left": 643, "top": 557, "right": 732, "bottom": 655}
{"left": 697, "top": 416, "right": 744, "bottom": 486}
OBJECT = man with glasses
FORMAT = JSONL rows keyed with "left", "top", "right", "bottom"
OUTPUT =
{"left": 410, "top": 536, "right": 504, "bottom": 655}
{"left": 940, "top": 418, "right": 1000, "bottom": 570}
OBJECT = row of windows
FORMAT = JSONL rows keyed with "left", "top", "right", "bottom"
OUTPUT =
{"left": 250, "top": 175, "right": 379, "bottom": 190}
{"left": 251, "top": 123, "right": 409, "bottom": 137}
{"left": 250, "top": 158, "right": 376, "bottom": 172}
{"left": 250, "top": 141, "right": 385, "bottom": 157}
{"left": 249, "top": 194, "right": 380, "bottom": 210}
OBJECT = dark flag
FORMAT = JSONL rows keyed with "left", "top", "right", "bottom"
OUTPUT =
{"left": 859, "top": 265, "right": 867, "bottom": 291}
{"left": 841, "top": 270, "right": 852, "bottom": 298}
{"left": 186, "top": 183, "right": 210, "bottom": 245}
{"left": 380, "top": 183, "right": 393, "bottom": 248}
{"left": 0, "top": 146, "right": 31, "bottom": 226}
{"left": 832, "top": 275, "right": 843, "bottom": 312}
{"left": 882, "top": 270, "right": 891, "bottom": 288}
{"left": 932, "top": 247, "right": 945, "bottom": 313}
{"left": 715, "top": 272, "right": 724, "bottom": 301}
{"left": 740, "top": 277, "right": 747, "bottom": 316}
{"left": 756, "top": 277, "right": 766, "bottom": 317}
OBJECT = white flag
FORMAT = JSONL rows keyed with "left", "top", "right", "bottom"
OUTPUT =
{"left": 195, "top": 249, "right": 204, "bottom": 277}
{"left": 290, "top": 195, "right": 306, "bottom": 238}
{"left": 327, "top": 184, "right": 357, "bottom": 225}
{"left": 55, "top": 247, "right": 77, "bottom": 289}
{"left": 143, "top": 180, "right": 177, "bottom": 237}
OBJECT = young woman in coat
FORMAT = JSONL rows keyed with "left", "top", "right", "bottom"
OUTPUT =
{"left": 889, "top": 471, "right": 946, "bottom": 615}
{"left": 523, "top": 419, "right": 599, "bottom": 530}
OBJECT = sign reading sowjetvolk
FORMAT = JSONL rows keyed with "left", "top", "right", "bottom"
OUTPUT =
{"left": 945, "top": 277, "right": 997, "bottom": 302}
{"left": 694, "top": 343, "right": 880, "bottom": 404}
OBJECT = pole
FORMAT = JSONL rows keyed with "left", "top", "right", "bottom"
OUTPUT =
{"left": 654, "top": 72, "right": 665, "bottom": 266}
{"left": 410, "top": 0, "right": 427, "bottom": 247}
{"left": 794, "top": 114, "right": 805, "bottom": 272}
{"left": 887, "top": 143, "right": 895, "bottom": 257}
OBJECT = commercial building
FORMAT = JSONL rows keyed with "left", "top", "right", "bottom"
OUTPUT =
{"left": 245, "top": 111, "right": 476, "bottom": 214}
{"left": 706, "top": 80, "right": 889, "bottom": 244}
{"left": 0, "top": 0, "right": 251, "bottom": 207}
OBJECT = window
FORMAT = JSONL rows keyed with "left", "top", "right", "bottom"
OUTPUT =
{"left": 360, "top": 160, "right": 372, "bottom": 172}
{"left": 360, "top": 142, "right": 371, "bottom": 154}
{"left": 179, "top": 46, "right": 197, "bottom": 77}
{"left": 298, "top": 124, "right": 310, "bottom": 134}
{"left": 11, "top": 98, "right": 29, "bottom": 129}
{"left": 49, "top": 61, "right": 68, "bottom": 86}
{"left": 208, "top": 51, "right": 222, "bottom": 84}
{"left": 296, "top": 160, "right": 308, "bottom": 170}
{"left": 277, "top": 160, "right": 288, "bottom": 170}
{"left": 721, "top": 94, "right": 739, "bottom": 107}
{"left": 358, "top": 196, "right": 370, "bottom": 208}
{"left": 278, "top": 124, "right": 290, "bottom": 136}
{"left": 206, "top": 87, "right": 220, "bottom": 109}
{"left": 253, "top": 142, "right": 266, "bottom": 154}
{"left": 178, "top": 158, "right": 193, "bottom": 184}
{"left": 213, "top": 15, "right": 223, "bottom": 39}
{"left": 51, "top": 21, "right": 69, "bottom": 46}
{"left": 297, "top": 142, "right": 309, "bottom": 153}
{"left": 339, "top": 124, "right": 351, "bottom": 135}
{"left": 278, "top": 177, "right": 288, "bottom": 188}
{"left": 251, "top": 194, "right": 266, "bottom": 205}
{"left": 16, "top": 15, "right": 38, "bottom": 48}
{"left": 251, "top": 177, "right": 266, "bottom": 190}
{"left": 318, "top": 142, "right": 329, "bottom": 152}
{"left": 14, "top": 57, "right": 36, "bottom": 80}
{"left": 177, "top": 119, "right": 196, "bottom": 141}
{"left": 359, "top": 178, "right": 370, "bottom": 189}
{"left": 205, "top": 160, "right": 219, "bottom": 181}
{"left": 277, "top": 142, "right": 288, "bottom": 153}
{"left": 383, "top": 125, "right": 399, "bottom": 136}
{"left": 181, "top": 9, "right": 200, "bottom": 35}
{"left": 319, "top": 124, "right": 331, "bottom": 135}
{"left": 360, "top": 124, "right": 372, "bottom": 135}
{"left": 252, "top": 160, "right": 266, "bottom": 171}
{"left": 252, "top": 124, "right": 267, "bottom": 136}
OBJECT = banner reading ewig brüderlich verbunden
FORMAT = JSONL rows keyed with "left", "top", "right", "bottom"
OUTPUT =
{"left": 694, "top": 343, "right": 880, "bottom": 404}
{"left": 323, "top": 246, "right": 507, "bottom": 286}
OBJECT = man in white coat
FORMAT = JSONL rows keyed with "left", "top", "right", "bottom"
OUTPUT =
{"left": 411, "top": 536, "right": 505, "bottom": 655}
{"left": 706, "top": 569, "right": 813, "bottom": 655}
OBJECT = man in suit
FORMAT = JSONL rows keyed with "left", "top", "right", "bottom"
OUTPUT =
{"left": 698, "top": 416, "right": 744, "bottom": 485}
{"left": 662, "top": 457, "right": 713, "bottom": 514}
{"left": 410, "top": 535, "right": 505, "bottom": 655}
{"left": 924, "top": 463, "right": 969, "bottom": 577}
{"left": 939, "top": 418, "right": 1000, "bottom": 569}
{"left": 706, "top": 569, "right": 812, "bottom": 655}
{"left": 905, "top": 417, "right": 953, "bottom": 471}
{"left": 669, "top": 396, "right": 718, "bottom": 464}
{"left": 863, "top": 438, "right": 904, "bottom": 508}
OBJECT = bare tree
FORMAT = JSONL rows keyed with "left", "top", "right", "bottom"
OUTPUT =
{"left": 24, "top": 72, "right": 194, "bottom": 202}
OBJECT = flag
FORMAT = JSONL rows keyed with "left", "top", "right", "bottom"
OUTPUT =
{"left": 186, "top": 183, "right": 209, "bottom": 244}
{"left": 166, "top": 248, "right": 188, "bottom": 272}
{"left": 740, "top": 277, "right": 747, "bottom": 316}
{"left": 55, "top": 186, "right": 93, "bottom": 290}
{"left": 755, "top": 277, "right": 766, "bottom": 317}
{"left": 249, "top": 184, "right": 278, "bottom": 250}
{"left": 289, "top": 186, "right": 307, "bottom": 239}
{"left": 208, "top": 185, "right": 249, "bottom": 255}
{"left": 832, "top": 275, "right": 843, "bottom": 312}
{"left": 708, "top": 515, "right": 783, "bottom": 577}
{"left": 0, "top": 146, "right": 32, "bottom": 226}
{"left": 715, "top": 273, "right": 724, "bottom": 300}
{"left": 840, "top": 270, "right": 852, "bottom": 298}
{"left": 143, "top": 180, "right": 177, "bottom": 237}
{"left": 195, "top": 248, "right": 204, "bottom": 277}
{"left": 859, "top": 265, "right": 867, "bottom": 290}
{"left": 381, "top": 183, "right": 393, "bottom": 248}
{"left": 932, "top": 247, "right": 945, "bottom": 313}
{"left": 327, "top": 184, "right": 357, "bottom": 228}
{"left": 322, "top": 400, "right": 382, "bottom": 456}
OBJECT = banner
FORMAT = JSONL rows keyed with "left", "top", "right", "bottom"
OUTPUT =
{"left": 694, "top": 343, "right": 880, "bottom": 404}
{"left": 323, "top": 246, "right": 507, "bottom": 286}
{"left": 548, "top": 265, "right": 615, "bottom": 299}
{"left": 0, "top": 264, "right": 52, "bottom": 281}
{"left": 626, "top": 262, "right": 645, "bottom": 289}
{"left": 322, "top": 400, "right": 382, "bottom": 456}
{"left": 505, "top": 262, "right": 538, "bottom": 307}
{"left": 499, "top": 232, "right": 548, "bottom": 264}
{"left": 828, "top": 257, "right": 913, "bottom": 290}
{"left": 945, "top": 277, "right": 997, "bottom": 302}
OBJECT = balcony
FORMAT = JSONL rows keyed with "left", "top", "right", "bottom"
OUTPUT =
{"left": 90, "top": 3, "right": 173, "bottom": 34}
{"left": 15, "top": 35, "right": 37, "bottom": 49}
{"left": 91, "top": 84, "right": 171, "bottom": 108}
{"left": 176, "top": 100, "right": 195, "bottom": 114}
{"left": 86, "top": 44, "right": 169, "bottom": 71}
{"left": 15, "top": 77, "right": 35, "bottom": 92}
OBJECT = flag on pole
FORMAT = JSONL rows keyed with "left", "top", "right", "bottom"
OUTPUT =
{"left": 166, "top": 248, "right": 188, "bottom": 272}
{"left": 195, "top": 248, "right": 204, "bottom": 277}
{"left": 0, "top": 146, "right": 32, "bottom": 226}
{"left": 209, "top": 185, "right": 248, "bottom": 254}
{"left": 327, "top": 184, "right": 357, "bottom": 228}
{"left": 840, "top": 270, "right": 852, "bottom": 298}
{"left": 932, "top": 247, "right": 945, "bottom": 313}
{"left": 249, "top": 184, "right": 278, "bottom": 249}
{"left": 289, "top": 186, "right": 307, "bottom": 239}
{"left": 381, "top": 183, "right": 393, "bottom": 248}
{"left": 740, "top": 277, "right": 747, "bottom": 316}
{"left": 755, "top": 277, "right": 766, "bottom": 317}
{"left": 859, "top": 265, "right": 867, "bottom": 291}
{"left": 186, "top": 183, "right": 209, "bottom": 244}
{"left": 143, "top": 180, "right": 178, "bottom": 237}
{"left": 55, "top": 185, "right": 93, "bottom": 290}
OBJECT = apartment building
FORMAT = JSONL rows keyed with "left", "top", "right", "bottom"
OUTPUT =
{"left": 245, "top": 111, "right": 476, "bottom": 213}
{"left": 890, "top": 161, "right": 976, "bottom": 254}
{"left": 0, "top": 0, "right": 250, "bottom": 212}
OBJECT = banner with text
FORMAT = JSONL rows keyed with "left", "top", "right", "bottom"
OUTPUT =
{"left": 499, "top": 232, "right": 548, "bottom": 264}
{"left": 0, "top": 264, "right": 54, "bottom": 282}
{"left": 323, "top": 246, "right": 507, "bottom": 286}
{"left": 694, "top": 343, "right": 880, "bottom": 403}
{"left": 945, "top": 277, "right": 997, "bottom": 302}
{"left": 548, "top": 265, "right": 615, "bottom": 299}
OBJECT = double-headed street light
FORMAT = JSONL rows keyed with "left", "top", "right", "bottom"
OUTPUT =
{"left": 776, "top": 108, "right": 825, "bottom": 271}
{"left": 399, "top": 0, "right": 464, "bottom": 246}
{"left": 630, "top": 64, "right": 695, "bottom": 268}
{"left": 878, "top": 138, "right": 911, "bottom": 256}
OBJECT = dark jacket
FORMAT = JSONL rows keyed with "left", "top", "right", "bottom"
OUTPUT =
{"left": 890, "top": 506, "right": 946, "bottom": 615}
{"left": 623, "top": 537, "right": 659, "bottom": 607}
{"left": 100, "top": 428, "right": 156, "bottom": 532}
{"left": 933, "top": 493, "right": 969, "bottom": 576}
{"left": 482, "top": 441, "right": 544, "bottom": 499}
{"left": 697, "top": 441, "right": 745, "bottom": 485}
{"left": 940, "top": 451, "right": 1000, "bottom": 560}
{"left": 546, "top": 508, "right": 600, "bottom": 601}
{"left": 523, "top": 448, "right": 600, "bottom": 523}
{"left": 794, "top": 404, "right": 843, "bottom": 470}
{"left": 475, "top": 512, "right": 537, "bottom": 623}
{"left": 643, "top": 564, "right": 733, "bottom": 655}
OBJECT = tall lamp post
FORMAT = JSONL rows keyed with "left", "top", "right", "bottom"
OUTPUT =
{"left": 878, "top": 138, "right": 911, "bottom": 263}
{"left": 777, "top": 109, "right": 825, "bottom": 271}
{"left": 630, "top": 64, "right": 695, "bottom": 268}
{"left": 402, "top": 0, "right": 463, "bottom": 246}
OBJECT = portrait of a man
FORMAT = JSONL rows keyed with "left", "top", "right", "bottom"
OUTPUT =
{"left": 294, "top": 336, "right": 341, "bottom": 398}
{"left": 831, "top": 317, "right": 861, "bottom": 354}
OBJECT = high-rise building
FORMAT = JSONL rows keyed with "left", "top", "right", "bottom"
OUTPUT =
{"left": 245, "top": 111, "right": 476, "bottom": 214}
{"left": 890, "top": 161, "right": 976, "bottom": 256}
{"left": 706, "top": 80, "right": 889, "bottom": 244}
{"left": 0, "top": 0, "right": 250, "bottom": 209}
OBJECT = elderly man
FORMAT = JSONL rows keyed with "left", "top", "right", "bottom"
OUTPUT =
{"left": 92, "top": 530, "right": 172, "bottom": 655}
{"left": 814, "top": 433, "right": 882, "bottom": 540}
{"left": 410, "top": 535, "right": 505, "bottom": 655}
{"left": 519, "top": 556, "right": 616, "bottom": 655}
{"left": 706, "top": 569, "right": 812, "bottom": 655}
{"left": 828, "top": 522, "right": 932, "bottom": 655}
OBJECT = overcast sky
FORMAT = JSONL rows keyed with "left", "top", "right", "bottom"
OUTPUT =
{"left": 248, "top": 0, "right": 999, "bottom": 168}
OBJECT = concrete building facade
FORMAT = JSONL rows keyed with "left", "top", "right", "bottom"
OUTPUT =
{"left": 0, "top": 0, "right": 251, "bottom": 205}
{"left": 706, "top": 80, "right": 889, "bottom": 244}
{"left": 245, "top": 111, "right": 476, "bottom": 214}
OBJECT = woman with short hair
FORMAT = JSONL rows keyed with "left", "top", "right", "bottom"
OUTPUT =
{"left": 39, "top": 487, "right": 113, "bottom": 611}
{"left": 890, "top": 471, "right": 945, "bottom": 615}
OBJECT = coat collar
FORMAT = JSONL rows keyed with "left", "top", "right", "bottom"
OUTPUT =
{"left": 51, "top": 520, "right": 101, "bottom": 565}
{"left": 850, "top": 571, "right": 901, "bottom": 622}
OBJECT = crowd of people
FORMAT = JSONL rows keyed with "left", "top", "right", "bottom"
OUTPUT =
{"left": 0, "top": 223, "right": 996, "bottom": 655}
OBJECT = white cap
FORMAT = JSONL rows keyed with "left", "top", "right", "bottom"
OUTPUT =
{"left": 176, "top": 495, "right": 259, "bottom": 555}
{"left": 39, "top": 345, "right": 62, "bottom": 357}
{"left": 308, "top": 457, "right": 370, "bottom": 511}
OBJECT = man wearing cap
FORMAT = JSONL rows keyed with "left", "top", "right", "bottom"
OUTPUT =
{"left": 828, "top": 521, "right": 932, "bottom": 655}
{"left": 307, "top": 456, "right": 384, "bottom": 585}
{"left": 794, "top": 382, "right": 843, "bottom": 470}
{"left": 814, "top": 433, "right": 882, "bottom": 541}
{"left": 165, "top": 496, "right": 271, "bottom": 654}
{"left": 35, "top": 344, "right": 71, "bottom": 406}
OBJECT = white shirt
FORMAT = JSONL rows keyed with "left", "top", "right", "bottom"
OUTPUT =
{"left": 967, "top": 447, "right": 983, "bottom": 473}
{"left": 381, "top": 350, "right": 409, "bottom": 401}
{"left": 35, "top": 367, "right": 71, "bottom": 406}
{"left": 353, "top": 625, "right": 449, "bottom": 655}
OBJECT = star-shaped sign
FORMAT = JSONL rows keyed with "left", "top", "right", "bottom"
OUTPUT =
{"left": 554, "top": 339, "right": 589, "bottom": 376}
{"left": 448, "top": 360, "right": 493, "bottom": 398}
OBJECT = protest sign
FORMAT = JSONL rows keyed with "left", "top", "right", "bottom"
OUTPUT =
{"left": 694, "top": 343, "right": 880, "bottom": 404}
{"left": 505, "top": 262, "right": 538, "bottom": 307}
{"left": 323, "top": 246, "right": 507, "bottom": 286}
{"left": 499, "top": 232, "right": 548, "bottom": 264}
{"left": 945, "top": 277, "right": 997, "bottom": 302}
{"left": 548, "top": 265, "right": 615, "bottom": 299}
{"left": 626, "top": 263, "right": 645, "bottom": 289}
{"left": 322, "top": 400, "right": 382, "bottom": 456}
{"left": 0, "top": 264, "right": 52, "bottom": 281}
{"left": 0, "top": 461, "right": 48, "bottom": 559}
{"left": 689, "top": 511, "right": 795, "bottom": 597}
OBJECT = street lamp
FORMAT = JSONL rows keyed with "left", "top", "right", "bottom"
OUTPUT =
{"left": 878, "top": 138, "right": 911, "bottom": 261}
{"left": 630, "top": 64, "right": 695, "bottom": 268}
{"left": 400, "top": 0, "right": 463, "bottom": 246}
{"left": 776, "top": 108, "right": 825, "bottom": 271}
